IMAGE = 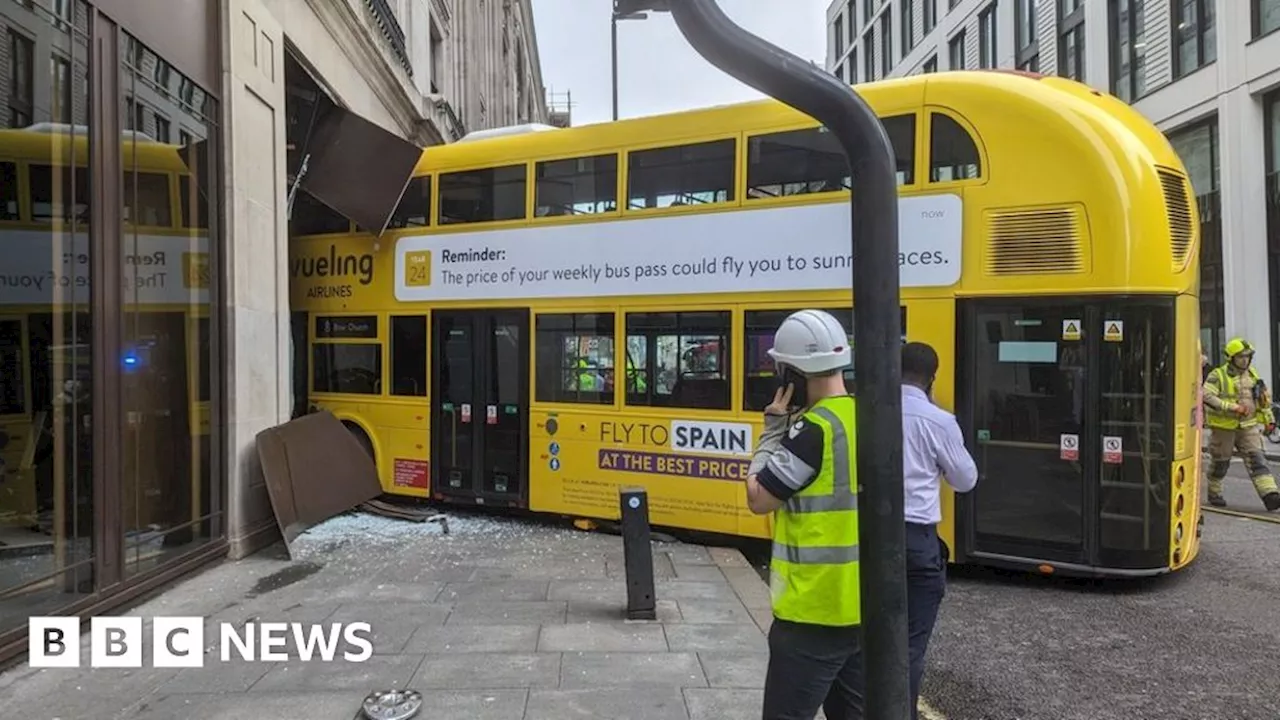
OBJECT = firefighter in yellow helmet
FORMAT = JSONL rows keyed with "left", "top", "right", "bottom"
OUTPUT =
{"left": 1202, "top": 338, "right": 1280, "bottom": 511}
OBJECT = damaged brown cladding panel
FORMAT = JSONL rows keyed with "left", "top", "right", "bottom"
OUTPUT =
{"left": 255, "top": 411, "right": 382, "bottom": 555}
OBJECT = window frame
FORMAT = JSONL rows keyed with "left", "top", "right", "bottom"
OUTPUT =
{"left": 622, "top": 308, "right": 734, "bottom": 412}
{"left": 863, "top": 25, "right": 876, "bottom": 82}
{"left": 1172, "top": 0, "right": 1215, "bottom": 79}
{"left": 7, "top": 29, "right": 34, "bottom": 128}
{"left": 534, "top": 311, "right": 620, "bottom": 407}
{"left": 835, "top": 14, "right": 845, "bottom": 58}
{"left": 623, "top": 136, "right": 740, "bottom": 215}
{"left": 1109, "top": 0, "right": 1146, "bottom": 102}
{"left": 1056, "top": 0, "right": 1086, "bottom": 81}
{"left": 1015, "top": 0, "right": 1039, "bottom": 68}
{"left": 742, "top": 112, "right": 919, "bottom": 206}
{"left": 533, "top": 152, "right": 621, "bottom": 221}
{"left": 880, "top": 10, "right": 893, "bottom": 79}
{"left": 978, "top": 3, "right": 997, "bottom": 69}
{"left": 1254, "top": 0, "right": 1280, "bottom": 39}
{"left": 901, "top": 0, "right": 915, "bottom": 54}
{"left": 309, "top": 313, "right": 385, "bottom": 397}
{"left": 436, "top": 163, "right": 530, "bottom": 226}
{"left": 0, "top": 162, "right": 19, "bottom": 222}
{"left": 928, "top": 110, "right": 985, "bottom": 185}
{"left": 949, "top": 29, "right": 967, "bottom": 70}
{"left": 388, "top": 314, "right": 429, "bottom": 398}
{"left": 923, "top": 54, "right": 938, "bottom": 73}
{"left": 386, "top": 174, "right": 433, "bottom": 229}
{"left": 924, "top": 0, "right": 937, "bottom": 34}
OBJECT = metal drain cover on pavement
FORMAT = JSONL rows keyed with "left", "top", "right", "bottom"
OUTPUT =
{"left": 361, "top": 689, "right": 423, "bottom": 720}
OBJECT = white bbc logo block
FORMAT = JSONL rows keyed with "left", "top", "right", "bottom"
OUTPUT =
{"left": 153, "top": 617, "right": 204, "bottom": 668}
{"left": 91, "top": 616, "right": 143, "bottom": 668}
{"left": 28, "top": 617, "right": 82, "bottom": 667}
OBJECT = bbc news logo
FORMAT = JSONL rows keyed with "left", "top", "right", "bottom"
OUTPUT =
{"left": 28, "top": 617, "right": 374, "bottom": 668}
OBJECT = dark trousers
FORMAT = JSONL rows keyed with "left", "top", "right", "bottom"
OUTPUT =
{"left": 760, "top": 523, "right": 947, "bottom": 720}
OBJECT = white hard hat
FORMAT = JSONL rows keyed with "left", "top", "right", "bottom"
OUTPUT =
{"left": 767, "top": 309, "right": 852, "bottom": 376}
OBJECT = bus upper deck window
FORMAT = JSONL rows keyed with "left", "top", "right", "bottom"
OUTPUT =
{"left": 881, "top": 114, "right": 917, "bottom": 185}
{"left": 535, "top": 154, "right": 618, "bottom": 217}
{"left": 439, "top": 165, "right": 527, "bottom": 224}
{"left": 929, "top": 113, "right": 981, "bottom": 182}
{"left": 627, "top": 139, "right": 736, "bottom": 210}
{"left": 0, "top": 163, "right": 17, "bottom": 220}
{"left": 387, "top": 176, "right": 431, "bottom": 228}
{"left": 746, "top": 127, "right": 850, "bottom": 199}
{"left": 290, "top": 191, "right": 352, "bottom": 236}
{"left": 29, "top": 163, "right": 90, "bottom": 223}
{"left": 123, "top": 171, "right": 173, "bottom": 227}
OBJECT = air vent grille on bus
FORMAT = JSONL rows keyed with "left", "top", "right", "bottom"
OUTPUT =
{"left": 1157, "top": 167, "right": 1194, "bottom": 271}
{"left": 984, "top": 207, "right": 1085, "bottom": 275}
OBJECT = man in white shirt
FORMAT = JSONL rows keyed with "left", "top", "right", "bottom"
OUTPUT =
{"left": 899, "top": 341, "right": 979, "bottom": 719}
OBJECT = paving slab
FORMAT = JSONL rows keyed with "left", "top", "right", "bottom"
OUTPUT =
{"left": 249, "top": 653, "right": 424, "bottom": 691}
{"left": 697, "top": 651, "right": 770, "bottom": 688}
{"left": 444, "top": 600, "right": 567, "bottom": 626}
{"left": 411, "top": 652, "right": 561, "bottom": 689}
{"left": 0, "top": 509, "right": 776, "bottom": 720}
{"left": 524, "top": 686, "right": 691, "bottom": 720}
{"left": 558, "top": 651, "right": 706, "bottom": 688}
{"left": 565, "top": 597, "right": 682, "bottom": 624}
{"left": 438, "top": 580, "right": 551, "bottom": 602}
{"left": 327, "top": 601, "right": 452, "bottom": 654}
{"left": 404, "top": 623, "right": 541, "bottom": 653}
{"left": 537, "top": 621, "right": 670, "bottom": 652}
{"left": 685, "top": 687, "right": 765, "bottom": 720}
{"left": 664, "top": 623, "right": 770, "bottom": 653}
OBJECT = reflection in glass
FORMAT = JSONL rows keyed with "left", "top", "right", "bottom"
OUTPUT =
{"left": 0, "top": 0, "right": 94, "bottom": 631}
{"left": 120, "top": 32, "right": 219, "bottom": 577}
{"left": 970, "top": 306, "right": 1087, "bottom": 556}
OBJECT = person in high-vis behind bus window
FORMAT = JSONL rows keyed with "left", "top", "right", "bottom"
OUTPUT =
{"left": 742, "top": 309, "right": 862, "bottom": 720}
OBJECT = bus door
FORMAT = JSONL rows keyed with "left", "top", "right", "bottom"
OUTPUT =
{"left": 430, "top": 309, "right": 530, "bottom": 507}
{"left": 957, "top": 298, "right": 1175, "bottom": 572}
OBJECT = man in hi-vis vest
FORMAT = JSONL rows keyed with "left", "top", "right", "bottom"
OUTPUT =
{"left": 1203, "top": 337, "right": 1280, "bottom": 511}
{"left": 743, "top": 309, "right": 862, "bottom": 720}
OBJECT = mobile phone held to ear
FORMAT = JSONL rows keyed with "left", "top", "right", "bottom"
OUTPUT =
{"left": 776, "top": 367, "right": 808, "bottom": 410}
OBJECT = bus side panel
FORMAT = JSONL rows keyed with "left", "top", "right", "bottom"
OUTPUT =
{"left": 374, "top": 403, "right": 431, "bottom": 498}
{"left": 527, "top": 407, "right": 770, "bottom": 539}
{"left": 1170, "top": 292, "right": 1202, "bottom": 570}
{"left": 903, "top": 298, "right": 960, "bottom": 557}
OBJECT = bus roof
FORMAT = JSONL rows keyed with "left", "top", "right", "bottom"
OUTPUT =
{"left": 410, "top": 70, "right": 1180, "bottom": 177}
{"left": 0, "top": 123, "right": 193, "bottom": 172}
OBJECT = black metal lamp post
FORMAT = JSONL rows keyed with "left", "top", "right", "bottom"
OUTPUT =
{"left": 611, "top": 2, "right": 649, "bottom": 121}
{"left": 613, "top": 1, "right": 910, "bottom": 717}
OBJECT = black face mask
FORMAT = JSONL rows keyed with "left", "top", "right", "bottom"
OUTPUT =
{"left": 776, "top": 366, "right": 809, "bottom": 411}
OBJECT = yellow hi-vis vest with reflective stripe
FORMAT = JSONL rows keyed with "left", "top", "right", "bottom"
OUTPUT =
{"left": 1205, "top": 364, "right": 1263, "bottom": 430}
{"left": 769, "top": 394, "right": 860, "bottom": 627}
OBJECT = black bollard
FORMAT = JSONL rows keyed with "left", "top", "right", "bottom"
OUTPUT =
{"left": 619, "top": 487, "right": 657, "bottom": 620}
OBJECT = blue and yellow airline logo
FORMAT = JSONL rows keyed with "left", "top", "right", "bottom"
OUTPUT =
{"left": 404, "top": 250, "right": 431, "bottom": 288}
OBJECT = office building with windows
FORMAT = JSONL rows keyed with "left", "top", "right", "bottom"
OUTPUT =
{"left": 826, "top": 0, "right": 1280, "bottom": 386}
{"left": 0, "top": 0, "right": 547, "bottom": 662}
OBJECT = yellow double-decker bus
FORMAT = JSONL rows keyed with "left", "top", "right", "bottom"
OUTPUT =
{"left": 289, "top": 70, "right": 1204, "bottom": 577}
{"left": 0, "top": 123, "right": 211, "bottom": 557}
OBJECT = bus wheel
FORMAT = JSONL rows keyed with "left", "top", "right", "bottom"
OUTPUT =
{"left": 343, "top": 422, "right": 375, "bottom": 467}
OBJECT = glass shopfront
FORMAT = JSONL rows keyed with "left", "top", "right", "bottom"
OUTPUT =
{"left": 0, "top": 0, "right": 222, "bottom": 660}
